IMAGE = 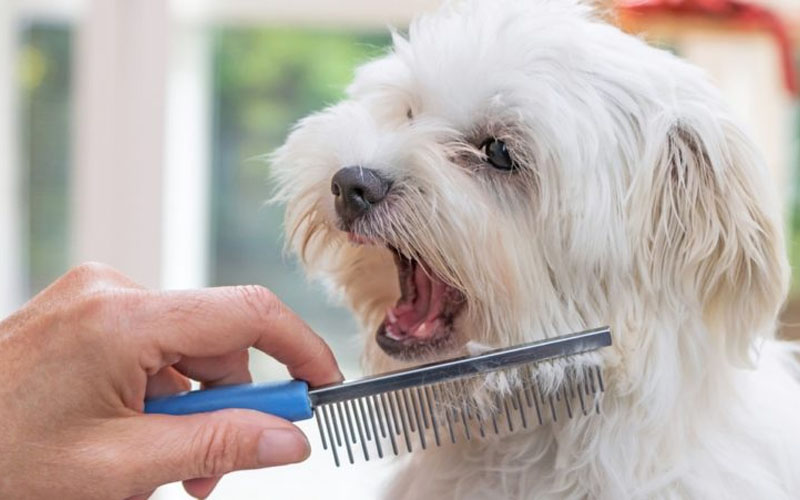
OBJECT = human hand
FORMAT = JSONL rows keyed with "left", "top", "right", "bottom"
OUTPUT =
{"left": 0, "top": 263, "right": 343, "bottom": 500}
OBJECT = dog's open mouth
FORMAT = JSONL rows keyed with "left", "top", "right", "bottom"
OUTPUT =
{"left": 376, "top": 246, "right": 466, "bottom": 359}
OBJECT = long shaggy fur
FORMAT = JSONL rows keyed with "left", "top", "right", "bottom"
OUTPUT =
{"left": 271, "top": 1, "right": 800, "bottom": 498}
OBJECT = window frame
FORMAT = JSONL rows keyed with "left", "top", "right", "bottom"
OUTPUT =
{"left": 1, "top": 0, "right": 437, "bottom": 313}
{"left": 0, "top": 2, "right": 23, "bottom": 316}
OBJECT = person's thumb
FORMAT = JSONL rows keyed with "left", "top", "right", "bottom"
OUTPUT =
{"left": 117, "top": 409, "right": 310, "bottom": 495}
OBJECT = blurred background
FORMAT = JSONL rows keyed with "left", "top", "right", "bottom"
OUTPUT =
{"left": 0, "top": 0, "right": 798, "bottom": 498}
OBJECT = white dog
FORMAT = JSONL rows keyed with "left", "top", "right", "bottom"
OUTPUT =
{"left": 271, "top": 0, "right": 800, "bottom": 498}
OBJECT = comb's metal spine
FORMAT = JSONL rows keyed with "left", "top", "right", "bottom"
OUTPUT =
{"left": 309, "top": 327, "right": 611, "bottom": 406}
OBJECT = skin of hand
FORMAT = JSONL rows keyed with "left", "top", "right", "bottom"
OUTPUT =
{"left": 0, "top": 263, "right": 344, "bottom": 500}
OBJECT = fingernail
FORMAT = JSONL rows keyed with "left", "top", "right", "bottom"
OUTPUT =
{"left": 257, "top": 429, "right": 310, "bottom": 466}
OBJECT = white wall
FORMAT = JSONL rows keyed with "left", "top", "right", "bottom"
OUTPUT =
{"left": 0, "top": 1, "right": 23, "bottom": 316}
{"left": 71, "top": 0, "right": 170, "bottom": 288}
{"left": 678, "top": 31, "right": 796, "bottom": 204}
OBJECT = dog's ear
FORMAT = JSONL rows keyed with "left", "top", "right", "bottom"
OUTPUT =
{"left": 633, "top": 118, "right": 789, "bottom": 366}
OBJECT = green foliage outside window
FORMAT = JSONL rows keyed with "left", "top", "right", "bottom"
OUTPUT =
{"left": 18, "top": 25, "right": 72, "bottom": 296}
{"left": 210, "top": 28, "right": 391, "bottom": 374}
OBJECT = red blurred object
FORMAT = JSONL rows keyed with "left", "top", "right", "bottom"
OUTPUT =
{"left": 617, "top": 0, "right": 799, "bottom": 96}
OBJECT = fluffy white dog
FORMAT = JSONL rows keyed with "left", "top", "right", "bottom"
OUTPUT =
{"left": 271, "top": 0, "right": 800, "bottom": 498}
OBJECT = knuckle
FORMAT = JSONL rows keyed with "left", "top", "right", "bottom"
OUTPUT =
{"left": 67, "top": 261, "right": 117, "bottom": 282}
{"left": 72, "top": 291, "right": 115, "bottom": 320}
{"left": 234, "top": 285, "right": 283, "bottom": 322}
{"left": 63, "top": 262, "right": 139, "bottom": 292}
{"left": 193, "top": 419, "right": 243, "bottom": 476}
{"left": 58, "top": 262, "right": 122, "bottom": 295}
{"left": 71, "top": 289, "right": 139, "bottom": 323}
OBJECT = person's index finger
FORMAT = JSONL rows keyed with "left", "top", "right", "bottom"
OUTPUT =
{"left": 129, "top": 286, "right": 344, "bottom": 387}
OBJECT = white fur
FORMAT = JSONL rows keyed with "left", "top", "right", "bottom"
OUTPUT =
{"left": 271, "top": 1, "right": 800, "bottom": 498}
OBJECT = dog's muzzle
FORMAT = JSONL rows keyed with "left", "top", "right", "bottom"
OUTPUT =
{"left": 331, "top": 166, "right": 391, "bottom": 228}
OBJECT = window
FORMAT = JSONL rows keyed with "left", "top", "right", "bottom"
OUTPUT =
{"left": 18, "top": 23, "right": 73, "bottom": 296}
{"left": 791, "top": 52, "right": 800, "bottom": 296}
{"left": 209, "top": 28, "right": 390, "bottom": 376}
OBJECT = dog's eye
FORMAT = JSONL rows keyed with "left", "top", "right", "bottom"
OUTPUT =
{"left": 406, "top": 108, "right": 413, "bottom": 120}
{"left": 481, "top": 138, "right": 516, "bottom": 171}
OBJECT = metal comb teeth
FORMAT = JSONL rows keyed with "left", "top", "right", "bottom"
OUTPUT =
{"left": 313, "top": 365, "right": 606, "bottom": 466}
{"left": 307, "top": 326, "right": 611, "bottom": 466}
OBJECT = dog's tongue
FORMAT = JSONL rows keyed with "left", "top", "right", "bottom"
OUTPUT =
{"left": 385, "top": 262, "right": 447, "bottom": 340}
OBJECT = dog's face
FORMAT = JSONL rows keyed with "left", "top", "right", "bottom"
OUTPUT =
{"left": 272, "top": 0, "right": 787, "bottom": 376}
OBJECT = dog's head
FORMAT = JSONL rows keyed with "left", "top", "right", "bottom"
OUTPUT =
{"left": 271, "top": 0, "right": 788, "bottom": 377}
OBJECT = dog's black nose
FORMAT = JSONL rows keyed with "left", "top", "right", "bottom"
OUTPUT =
{"left": 331, "top": 166, "right": 391, "bottom": 226}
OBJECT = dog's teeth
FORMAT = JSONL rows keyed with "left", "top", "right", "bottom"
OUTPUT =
{"left": 412, "top": 320, "right": 439, "bottom": 339}
{"left": 385, "top": 325, "right": 403, "bottom": 341}
{"left": 386, "top": 307, "right": 398, "bottom": 323}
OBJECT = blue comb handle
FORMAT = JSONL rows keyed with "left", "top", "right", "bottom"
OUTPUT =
{"left": 144, "top": 380, "right": 313, "bottom": 422}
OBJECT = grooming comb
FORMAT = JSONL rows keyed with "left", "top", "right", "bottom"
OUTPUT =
{"left": 145, "top": 326, "right": 611, "bottom": 466}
